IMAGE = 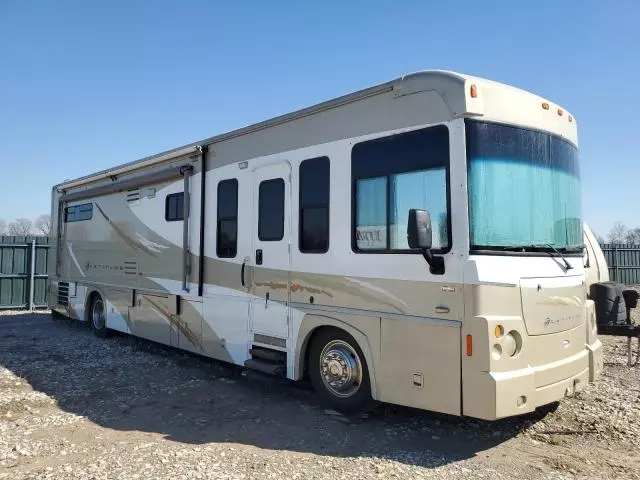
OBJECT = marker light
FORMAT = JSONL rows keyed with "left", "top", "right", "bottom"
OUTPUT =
{"left": 470, "top": 84, "right": 478, "bottom": 98}
{"left": 542, "top": 102, "right": 550, "bottom": 110}
{"left": 568, "top": 115, "right": 573, "bottom": 123}
{"left": 557, "top": 108, "right": 564, "bottom": 116}
{"left": 494, "top": 325, "right": 504, "bottom": 338}
{"left": 466, "top": 335, "right": 473, "bottom": 356}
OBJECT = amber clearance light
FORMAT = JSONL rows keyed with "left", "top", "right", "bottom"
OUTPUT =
{"left": 470, "top": 84, "right": 477, "bottom": 98}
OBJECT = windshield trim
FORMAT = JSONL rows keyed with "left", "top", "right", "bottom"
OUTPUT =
{"left": 469, "top": 247, "right": 584, "bottom": 257}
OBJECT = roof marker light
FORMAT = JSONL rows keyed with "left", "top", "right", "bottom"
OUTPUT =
{"left": 542, "top": 102, "right": 550, "bottom": 110}
{"left": 470, "top": 84, "right": 477, "bottom": 98}
{"left": 558, "top": 108, "right": 564, "bottom": 116}
{"left": 568, "top": 115, "right": 573, "bottom": 123}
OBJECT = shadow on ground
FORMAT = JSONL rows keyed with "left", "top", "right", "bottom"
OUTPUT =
{"left": 0, "top": 312, "right": 555, "bottom": 468}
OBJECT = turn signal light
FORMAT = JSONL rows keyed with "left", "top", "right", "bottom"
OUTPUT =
{"left": 494, "top": 325, "right": 504, "bottom": 338}
{"left": 466, "top": 335, "right": 473, "bottom": 356}
{"left": 470, "top": 84, "right": 478, "bottom": 98}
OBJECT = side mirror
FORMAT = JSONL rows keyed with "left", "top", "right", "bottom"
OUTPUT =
{"left": 407, "top": 209, "right": 433, "bottom": 250}
{"left": 407, "top": 209, "right": 445, "bottom": 275}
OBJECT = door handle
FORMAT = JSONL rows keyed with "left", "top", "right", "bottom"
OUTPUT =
{"left": 256, "top": 249, "right": 263, "bottom": 265}
{"left": 435, "top": 305, "right": 450, "bottom": 314}
{"left": 241, "top": 259, "right": 246, "bottom": 287}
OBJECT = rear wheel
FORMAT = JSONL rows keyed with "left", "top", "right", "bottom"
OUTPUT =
{"left": 308, "top": 328, "right": 374, "bottom": 414}
{"left": 90, "top": 294, "right": 110, "bottom": 338}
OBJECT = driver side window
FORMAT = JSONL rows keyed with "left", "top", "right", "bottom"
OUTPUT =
{"left": 352, "top": 125, "right": 451, "bottom": 252}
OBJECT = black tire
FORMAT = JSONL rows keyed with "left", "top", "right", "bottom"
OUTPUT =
{"left": 590, "top": 282, "right": 627, "bottom": 325}
{"left": 308, "top": 328, "right": 374, "bottom": 415}
{"left": 89, "top": 294, "right": 110, "bottom": 338}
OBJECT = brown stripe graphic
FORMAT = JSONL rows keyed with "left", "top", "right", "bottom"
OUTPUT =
{"left": 142, "top": 295, "right": 202, "bottom": 349}
{"left": 93, "top": 203, "right": 161, "bottom": 257}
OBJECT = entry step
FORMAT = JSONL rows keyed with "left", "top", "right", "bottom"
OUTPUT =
{"left": 244, "top": 358, "right": 285, "bottom": 376}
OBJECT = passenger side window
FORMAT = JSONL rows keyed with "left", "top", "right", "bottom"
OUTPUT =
{"left": 64, "top": 203, "right": 93, "bottom": 223}
{"left": 217, "top": 179, "right": 238, "bottom": 258}
{"left": 299, "top": 157, "right": 330, "bottom": 253}
{"left": 352, "top": 125, "right": 450, "bottom": 252}
{"left": 258, "top": 179, "right": 285, "bottom": 241}
{"left": 165, "top": 193, "right": 184, "bottom": 222}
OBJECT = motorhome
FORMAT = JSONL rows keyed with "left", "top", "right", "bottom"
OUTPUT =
{"left": 49, "top": 70, "right": 602, "bottom": 420}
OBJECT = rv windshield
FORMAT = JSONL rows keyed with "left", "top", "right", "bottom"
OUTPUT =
{"left": 466, "top": 120, "right": 582, "bottom": 252}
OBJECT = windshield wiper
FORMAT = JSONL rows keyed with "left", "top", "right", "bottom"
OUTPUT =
{"left": 527, "top": 244, "right": 573, "bottom": 270}
{"left": 474, "top": 244, "right": 574, "bottom": 270}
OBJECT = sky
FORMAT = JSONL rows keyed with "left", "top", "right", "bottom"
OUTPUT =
{"left": 1, "top": 0, "right": 639, "bottom": 239}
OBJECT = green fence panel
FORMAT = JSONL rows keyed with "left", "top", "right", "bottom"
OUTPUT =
{"left": 34, "top": 278, "right": 48, "bottom": 305}
{"left": 599, "top": 244, "right": 640, "bottom": 285}
{"left": 35, "top": 245, "right": 49, "bottom": 275}
{"left": 11, "top": 278, "right": 25, "bottom": 307}
{"left": 0, "top": 236, "right": 51, "bottom": 309}
{"left": 12, "top": 246, "right": 28, "bottom": 275}
{"left": 0, "top": 248, "right": 13, "bottom": 274}
{"left": 0, "top": 278, "right": 13, "bottom": 306}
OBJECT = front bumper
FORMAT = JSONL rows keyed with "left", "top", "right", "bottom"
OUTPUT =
{"left": 587, "top": 338, "right": 603, "bottom": 382}
{"left": 463, "top": 344, "right": 598, "bottom": 420}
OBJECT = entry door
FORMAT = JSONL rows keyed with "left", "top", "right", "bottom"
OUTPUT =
{"left": 250, "top": 163, "right": 291, "bottom": 339}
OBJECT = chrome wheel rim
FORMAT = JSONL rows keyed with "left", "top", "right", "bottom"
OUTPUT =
{"left": 92, "top": 299, "right": 105, "bottom": 330}
{"left": 319, "top": 340, "right": 362, "bottom": 398}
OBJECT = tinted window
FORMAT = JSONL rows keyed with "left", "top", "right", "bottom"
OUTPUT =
{"left": 165, "top": 193, "right": 184, "bottom": 221}
{"left": 217, "top": 179, "right": 238, "bottom": 258}
{"left": 258, "top": 178, "right": 285, "bottom": 241}
{"left": 64, "top": 203, "right": 93, "bottom": 223}
{"left": 352, "top": 125, "right": 451, "bottom": 252}
{"left": 466, "top": 120, "right": 581, "bottom": 249}
{"left": 299, "top": 157, "right": 329, "bottom": 253}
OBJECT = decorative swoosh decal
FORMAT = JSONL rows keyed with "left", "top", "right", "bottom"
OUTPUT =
{"left": 142, "top": 295, "right": 202, "bottom": 349}
{"left": 67, "top": 243, "right": 86, "bottom": 277}
{"left": 256, "top": 281, "right": 334, "bottom": 298}
{"left": 94, "top": 203, "right": 161, "bottom": 257}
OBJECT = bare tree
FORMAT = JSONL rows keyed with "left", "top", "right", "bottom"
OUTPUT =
{"left": 595, "top": 233, "right": 606, "bottom": 245}
{"left": 608, "top": 221, "right": 628, "bottom": 243}
{"left": 35, "top": 214, "right": 51, "bottom": 236}
{"left": 0, "top": 219, "right": 5, "bottom": 235}
{"left": 625, "top": 228, "right": 640, "bottom": 245}
{"left": 7, "top": 218, "right": 33, "bottom": 236}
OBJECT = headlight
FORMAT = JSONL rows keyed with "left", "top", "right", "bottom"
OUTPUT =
{"left": 503, "top": 331, "right": 522, "bottom": 357}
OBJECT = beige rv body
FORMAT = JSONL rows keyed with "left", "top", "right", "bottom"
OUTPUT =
{"left": 49, "top": 70, "right": 602, "bottom": 420}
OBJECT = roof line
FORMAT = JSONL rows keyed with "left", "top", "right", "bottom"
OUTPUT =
{"left": 55, "top": 70, "right": 466, "bottom": 190}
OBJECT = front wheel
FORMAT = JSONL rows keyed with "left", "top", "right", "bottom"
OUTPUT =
{"left": 90, "top": 294, "right": 110, "bottom": 338}
{"left": 308, "top": 328, "right": 374, "bottom": 415}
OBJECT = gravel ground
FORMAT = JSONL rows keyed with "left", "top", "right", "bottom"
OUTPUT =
{"left": 1, "top": 311, "right": 640, "bottom": 480}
